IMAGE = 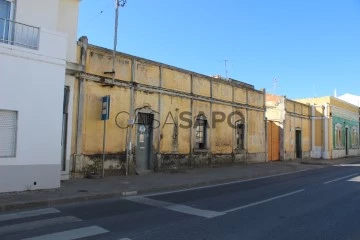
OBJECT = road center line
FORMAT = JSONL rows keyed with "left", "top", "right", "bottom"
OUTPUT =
{"left": 126, "top": 196, "right": 224, "bottom": 218}
{"left": 223, "top": 189, "right": 305, "bottom": 213}
{"left": 323, "top": 173, "right": 358, "bottom": 185}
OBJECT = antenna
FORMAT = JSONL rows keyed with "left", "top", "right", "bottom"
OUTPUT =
{"left": 218, "top": 59, "right": 233, "bottom": 79}
{"left": 272, "top": 77, "right": 279, "bottom": 93}
{"left": 224, "top": 59, "right": 229, "bottom": 79}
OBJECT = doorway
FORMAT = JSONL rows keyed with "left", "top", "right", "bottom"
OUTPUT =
{"left": 295, "top": 130, "right": 302, "bottom": 158}
{"left": 61, "top": 86, "right": 70, "bottom": 171}
{"left": 135, "top": 113, "right": 154, "bottom": 171}
{"left": 267, "top": 121, "right": 280, "bottom": 161}
{"left": 345, "top": 127, "right": 349, "bottom": 155}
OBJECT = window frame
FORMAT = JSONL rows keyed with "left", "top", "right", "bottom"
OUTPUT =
{"left": 351, "top": 126, "right": 358, "bottom": 148}
{"left": 334, "top": 123, "right": 343, "bottom": 149}
{"left": 0, "top": 0, "right": 15, "bottom": 20}
{"left": 195, "top": 115, "right": 207, "bottom": 150}
{"left": 0, "top": 109, "right": 18, "bottom": 158}
{"left": 235, "top": 121, "right": 245, "bottom": 150}
{"left": 0, "top": 0, "right": 15, "bottom": 44}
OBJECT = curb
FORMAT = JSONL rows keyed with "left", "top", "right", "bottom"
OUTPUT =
{"left": 300, "top": 159, "right": 360, "bottom": 166}
{"left": 0, "top": 166, "right": 319, "bottom": 213}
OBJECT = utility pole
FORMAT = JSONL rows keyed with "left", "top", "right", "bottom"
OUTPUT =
{"left": 112, "top": 0, "right": 127, "bottom": 84}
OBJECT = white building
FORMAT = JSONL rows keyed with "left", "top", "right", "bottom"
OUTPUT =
{"left": 338, "top": 93, "right": 360, "bottom": 108}
{"left": 0, "top": 0, "right": 80, "bottom": 192}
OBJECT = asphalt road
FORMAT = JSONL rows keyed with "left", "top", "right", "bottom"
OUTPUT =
{"left": 1, "top": 164, "right": 360, "bottom": 240}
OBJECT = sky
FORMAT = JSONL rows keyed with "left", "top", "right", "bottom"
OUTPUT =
{"left": 78, "top": 0, "right": 360, "bottom": 100}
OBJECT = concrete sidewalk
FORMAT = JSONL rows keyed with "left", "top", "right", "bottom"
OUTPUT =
{"left": 300, "top": 156, "right": 360, "bottom": 165}
{"left": 0, "top": 157, "right": 357, "bottom": 213}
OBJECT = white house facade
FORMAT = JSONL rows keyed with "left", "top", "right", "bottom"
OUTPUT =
{"left": 0, "top": 0, "right": 80, "bottom": 192}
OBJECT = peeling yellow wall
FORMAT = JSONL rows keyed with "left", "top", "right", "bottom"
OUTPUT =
{"left": 302, "top": 118, "right": 311, "bottom": 151}
{"left": 248, "top": 110, "right": 265, "bottom": 153}
{"left": 77, "top": 44, "right": 266, "bottom": 162}
{"left": 234, "top": 87, "right": 247, "bottom": 104}
{"left": 162, "top": 68, "right": 191, "bottom": 93}
{"left": 212, "top": 81, "right": 233, "bottom": 102}
{"left": 302, "top": 105, "right": 309, "bottom": 115}
{"left": 70, "top": 78, "right": 79, "bottom": 155}
{"left": 160, "top": 95, "right": 191, "bottom": 153}
{"left": 82, "top": 81, "right": 130, "bottom": 154}
{"left": 211, "top": 104, "right": 233, "bottom": 154}
{"left": 286, "top": 101, "right": 294, "bottom": 112}
{"left": 248, "top": 90, "right": 264, "bottom": 108}
{"left": 193, "top": 76, "right": 210, "bottom": 97}
{"left": 135, "top": 62, "right": 160, "bottom": 87}
{"left": 294, "top": 103, "right": 302, "bottom": 115}
{"left": 86, "top": 50, "right": 132, "bottom": 81}
{"left": 283, "top": 115, "right": 311, "bottom": 154}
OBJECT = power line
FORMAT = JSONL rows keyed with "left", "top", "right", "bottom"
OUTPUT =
{"left": 79, "top": 1, "right": 114, "bottom": 34}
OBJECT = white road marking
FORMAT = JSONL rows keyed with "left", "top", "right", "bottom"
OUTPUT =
{"left": 0, "top": 216, "right": 81, "bottom": 235}
{"left": 22, "top": 226, "right": 109, "bottom": 240}
{"left": 127, "top": 196, "right": 224, "bottom": 218}
{"left": 334, "top": 164, "right": 360, "bottom": 167}
{"left": 347, "top": 176, "right": 360, "bottom": 182}
{"left": 119, "top": 238, "right": 132, "bottom": 240}
{"left": 323, "top": 173, "right": 358, "bottom": 184}
{"left": 0, "top": 208, "right": 60, "bottom": 222}
{"left": 140, "top": 169, "right": 310, "bottom": 197}
{"left": 223, "top": 189, "right": 305, "bottom": 213}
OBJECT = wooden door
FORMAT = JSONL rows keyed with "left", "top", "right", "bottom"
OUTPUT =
{"left": 267, "top": 121, "right": 280, "bottom": 161}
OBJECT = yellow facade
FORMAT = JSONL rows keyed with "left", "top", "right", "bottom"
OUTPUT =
{"left": 70, "top": 38, "right": 267, "bottom": 175}
{"left": 266, "top": 94, "right": 311, "bottom": 160}
{"left": 296, "top": 96, "right": 360, "bottom": 159}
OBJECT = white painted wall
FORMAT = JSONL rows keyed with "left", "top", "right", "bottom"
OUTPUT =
{"left": 57, "top": 0, "right": 80, "bottom": 179}
{"left": 15, "top": 0, "right": 60, "bottom": 30}
{"left": 338, "top": 94, "right": 360, "bottom": 107}
{"left": 57, "top": 0, "right": 80, "bottom": 63}
{"left": 0, "top": 0, "right": 72, "bottom": 192}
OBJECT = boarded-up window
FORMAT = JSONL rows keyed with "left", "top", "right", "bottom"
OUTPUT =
{"left": 0, "top": 110, "right": 17, "bottom": 157}
{"left": 236, "top": 122, "right": 245, "bottom": 150}
{"left": 195, "top": 116, "right": 207, "bottom": 149}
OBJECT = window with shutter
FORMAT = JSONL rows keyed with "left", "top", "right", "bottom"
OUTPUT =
{"left": 0, "top": 110, "right": 17, "bottom": 157}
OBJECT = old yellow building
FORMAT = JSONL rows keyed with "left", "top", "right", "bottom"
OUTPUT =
{"left": 297, "top": 96, "right": 360, "bottom": 159}
{"left": 266, "top": 94, "right": 311, "bottom": 161}
{"left": 70, "top": 37, "right": 267, "bottom": 176}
